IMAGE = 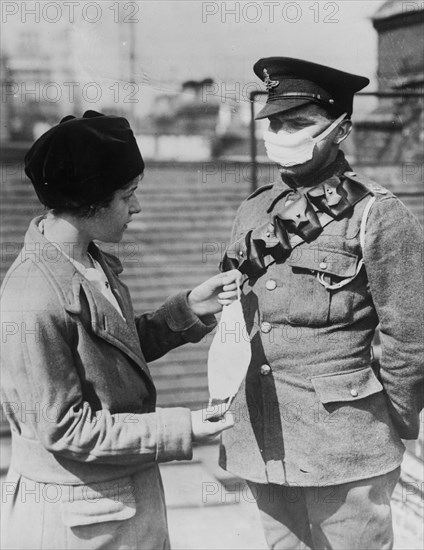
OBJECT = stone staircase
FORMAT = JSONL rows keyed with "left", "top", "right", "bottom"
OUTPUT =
{"left": 1, "top": 159, "right": 423, "bottom": 411}
{"left": 0, "top": 160, "right": 255, "bottom": 409}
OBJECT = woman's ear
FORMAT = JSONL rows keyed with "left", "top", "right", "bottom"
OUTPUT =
{"left": 334, "top": 119, "right": 352, "bottom": 145}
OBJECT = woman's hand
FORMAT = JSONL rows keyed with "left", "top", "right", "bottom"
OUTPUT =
{"left": 187, "top": 270, "right": 242, "bottom": 317}
{"left": 191, "top": 408, "right": 234, "bottom": 443}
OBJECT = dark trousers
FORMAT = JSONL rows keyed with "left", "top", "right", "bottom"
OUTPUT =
{"left": 247, "top": 467, "right": 400, "bottom": 550}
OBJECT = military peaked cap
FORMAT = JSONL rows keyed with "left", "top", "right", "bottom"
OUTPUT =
{"left": 254, "top": 57, "right": 370, "bottom": 119}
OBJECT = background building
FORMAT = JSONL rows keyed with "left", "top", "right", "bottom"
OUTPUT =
{"left": 2, "top": 1, "right": 383, "bottom": 140}
{"left": 354, "top": 0, "right": 424, "bottom": 163}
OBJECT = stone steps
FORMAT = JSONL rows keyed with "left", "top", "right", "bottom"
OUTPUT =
{"left": 0, "top": 163, "right": 251, "bottom": 409}
{"left": 2, "top": 161, "right": 423, "bottom": 411}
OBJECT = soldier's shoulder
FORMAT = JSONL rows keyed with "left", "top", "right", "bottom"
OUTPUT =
{"left": 343, "top": 170, "right": 394, "bottom": 198}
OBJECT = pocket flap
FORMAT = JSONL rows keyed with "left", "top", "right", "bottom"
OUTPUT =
{"left": 311, "top": 367, "right": 383, "bottom": 404}
{"left": 288, "top": 247, "right": 359, "bottom": 278}
{"left": 61, "top": 477, "right": 136, "bottom": 527}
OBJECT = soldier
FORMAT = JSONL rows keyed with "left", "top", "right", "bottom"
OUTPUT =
{"left": 219, "top": 58, "right": 424, "bottom": 550}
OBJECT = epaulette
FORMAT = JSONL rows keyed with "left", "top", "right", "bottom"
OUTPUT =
{"left": 343, "top": 170, "right": 389, "bottom": 196}
{"left": 246, "top": 183, "right": 274, "bottom": 201}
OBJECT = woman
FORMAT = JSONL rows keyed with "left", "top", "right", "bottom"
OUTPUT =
{"left": 1, "top": 111, "right": 239, "bottom": 549}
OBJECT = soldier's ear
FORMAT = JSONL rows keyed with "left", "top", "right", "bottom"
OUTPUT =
{"left": 334, "top": 119, "right": 352, "bottom": 145}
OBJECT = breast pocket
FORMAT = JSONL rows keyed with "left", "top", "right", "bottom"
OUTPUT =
{"left": 285, "top": 246, "right": 361, "bottom": 327}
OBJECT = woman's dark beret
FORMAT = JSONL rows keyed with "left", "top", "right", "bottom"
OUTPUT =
{"left": 24, "top": 110, "right": 144, "bottom": 209}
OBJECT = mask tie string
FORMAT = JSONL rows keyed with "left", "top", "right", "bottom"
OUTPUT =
{"left": 312, "top": 112, "right": 347, "bottom": 143}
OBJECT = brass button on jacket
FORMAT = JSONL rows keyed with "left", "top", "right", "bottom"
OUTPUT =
{"left": 260, "top": 321, "right": 272, "bottom": 333}
{"left": 260, "top": 364, "right": 272, "bottom": 376}
{"left": 265, "top": 279, "right": 277, "bottom": 291}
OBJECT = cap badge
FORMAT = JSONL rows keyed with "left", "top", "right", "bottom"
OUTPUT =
{"left": 263, "top": 69, "right": 279, "bottom": 91}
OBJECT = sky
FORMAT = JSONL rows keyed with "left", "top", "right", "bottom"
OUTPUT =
{"left": 1, "top": 0, "right": 386, "bottom": 116}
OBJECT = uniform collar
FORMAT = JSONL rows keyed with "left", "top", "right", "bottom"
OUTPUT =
{"left": 268, "top": 151, "right": 351, "bottom": 213}
{"left": 276, "top": 150, "right": 351, "bottom": 191}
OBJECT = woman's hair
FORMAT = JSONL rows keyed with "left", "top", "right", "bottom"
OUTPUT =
{"left": 50, "top": 173, "right": 142, "bottom": 218}
{"left": 51, "top": 191, "right": 116, "bottom": 219}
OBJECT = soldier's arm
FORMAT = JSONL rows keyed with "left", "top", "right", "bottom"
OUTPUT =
{"left": 364, "top": 196, "right": 424, "bottom": 439}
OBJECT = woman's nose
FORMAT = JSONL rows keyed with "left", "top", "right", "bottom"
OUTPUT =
{"left": 130, "top": 195, "right": 141, "bottom": 214}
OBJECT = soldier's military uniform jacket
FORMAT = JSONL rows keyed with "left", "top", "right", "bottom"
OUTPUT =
{"left": 219, "top": 152, "right": 424, "bottom": 486}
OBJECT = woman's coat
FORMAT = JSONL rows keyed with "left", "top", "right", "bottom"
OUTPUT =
{"left": 1, "top": 216, "right": 216, "bottom": 549}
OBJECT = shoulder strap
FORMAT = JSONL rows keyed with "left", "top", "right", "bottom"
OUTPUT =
{"left": 246, "top": 184, "right": 274, "bottom": 201}
{"left": 360, "top": 196, "right": 376, "bottom": 251}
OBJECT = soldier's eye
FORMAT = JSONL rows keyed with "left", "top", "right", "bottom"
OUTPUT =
{"left": 269, "top": 119, "right": 282, "bottom": 132}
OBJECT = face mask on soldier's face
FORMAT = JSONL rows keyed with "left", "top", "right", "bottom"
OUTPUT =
{"left": 263, "top": 112, "right": 347, "bottom": 167}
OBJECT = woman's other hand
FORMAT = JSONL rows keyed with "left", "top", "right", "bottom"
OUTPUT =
{"left": 187, "top": 270, "right": 242, "bottom": 317}
{"left": 191, "top": 408, "right": 235, "bottom": 443}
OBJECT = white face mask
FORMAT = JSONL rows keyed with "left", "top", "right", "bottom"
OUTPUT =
{"left": 207, "top": 298, "right": 251, "bottom": 404}
{"left": 263, "top": 112, "right": 347, "bottom": 167}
